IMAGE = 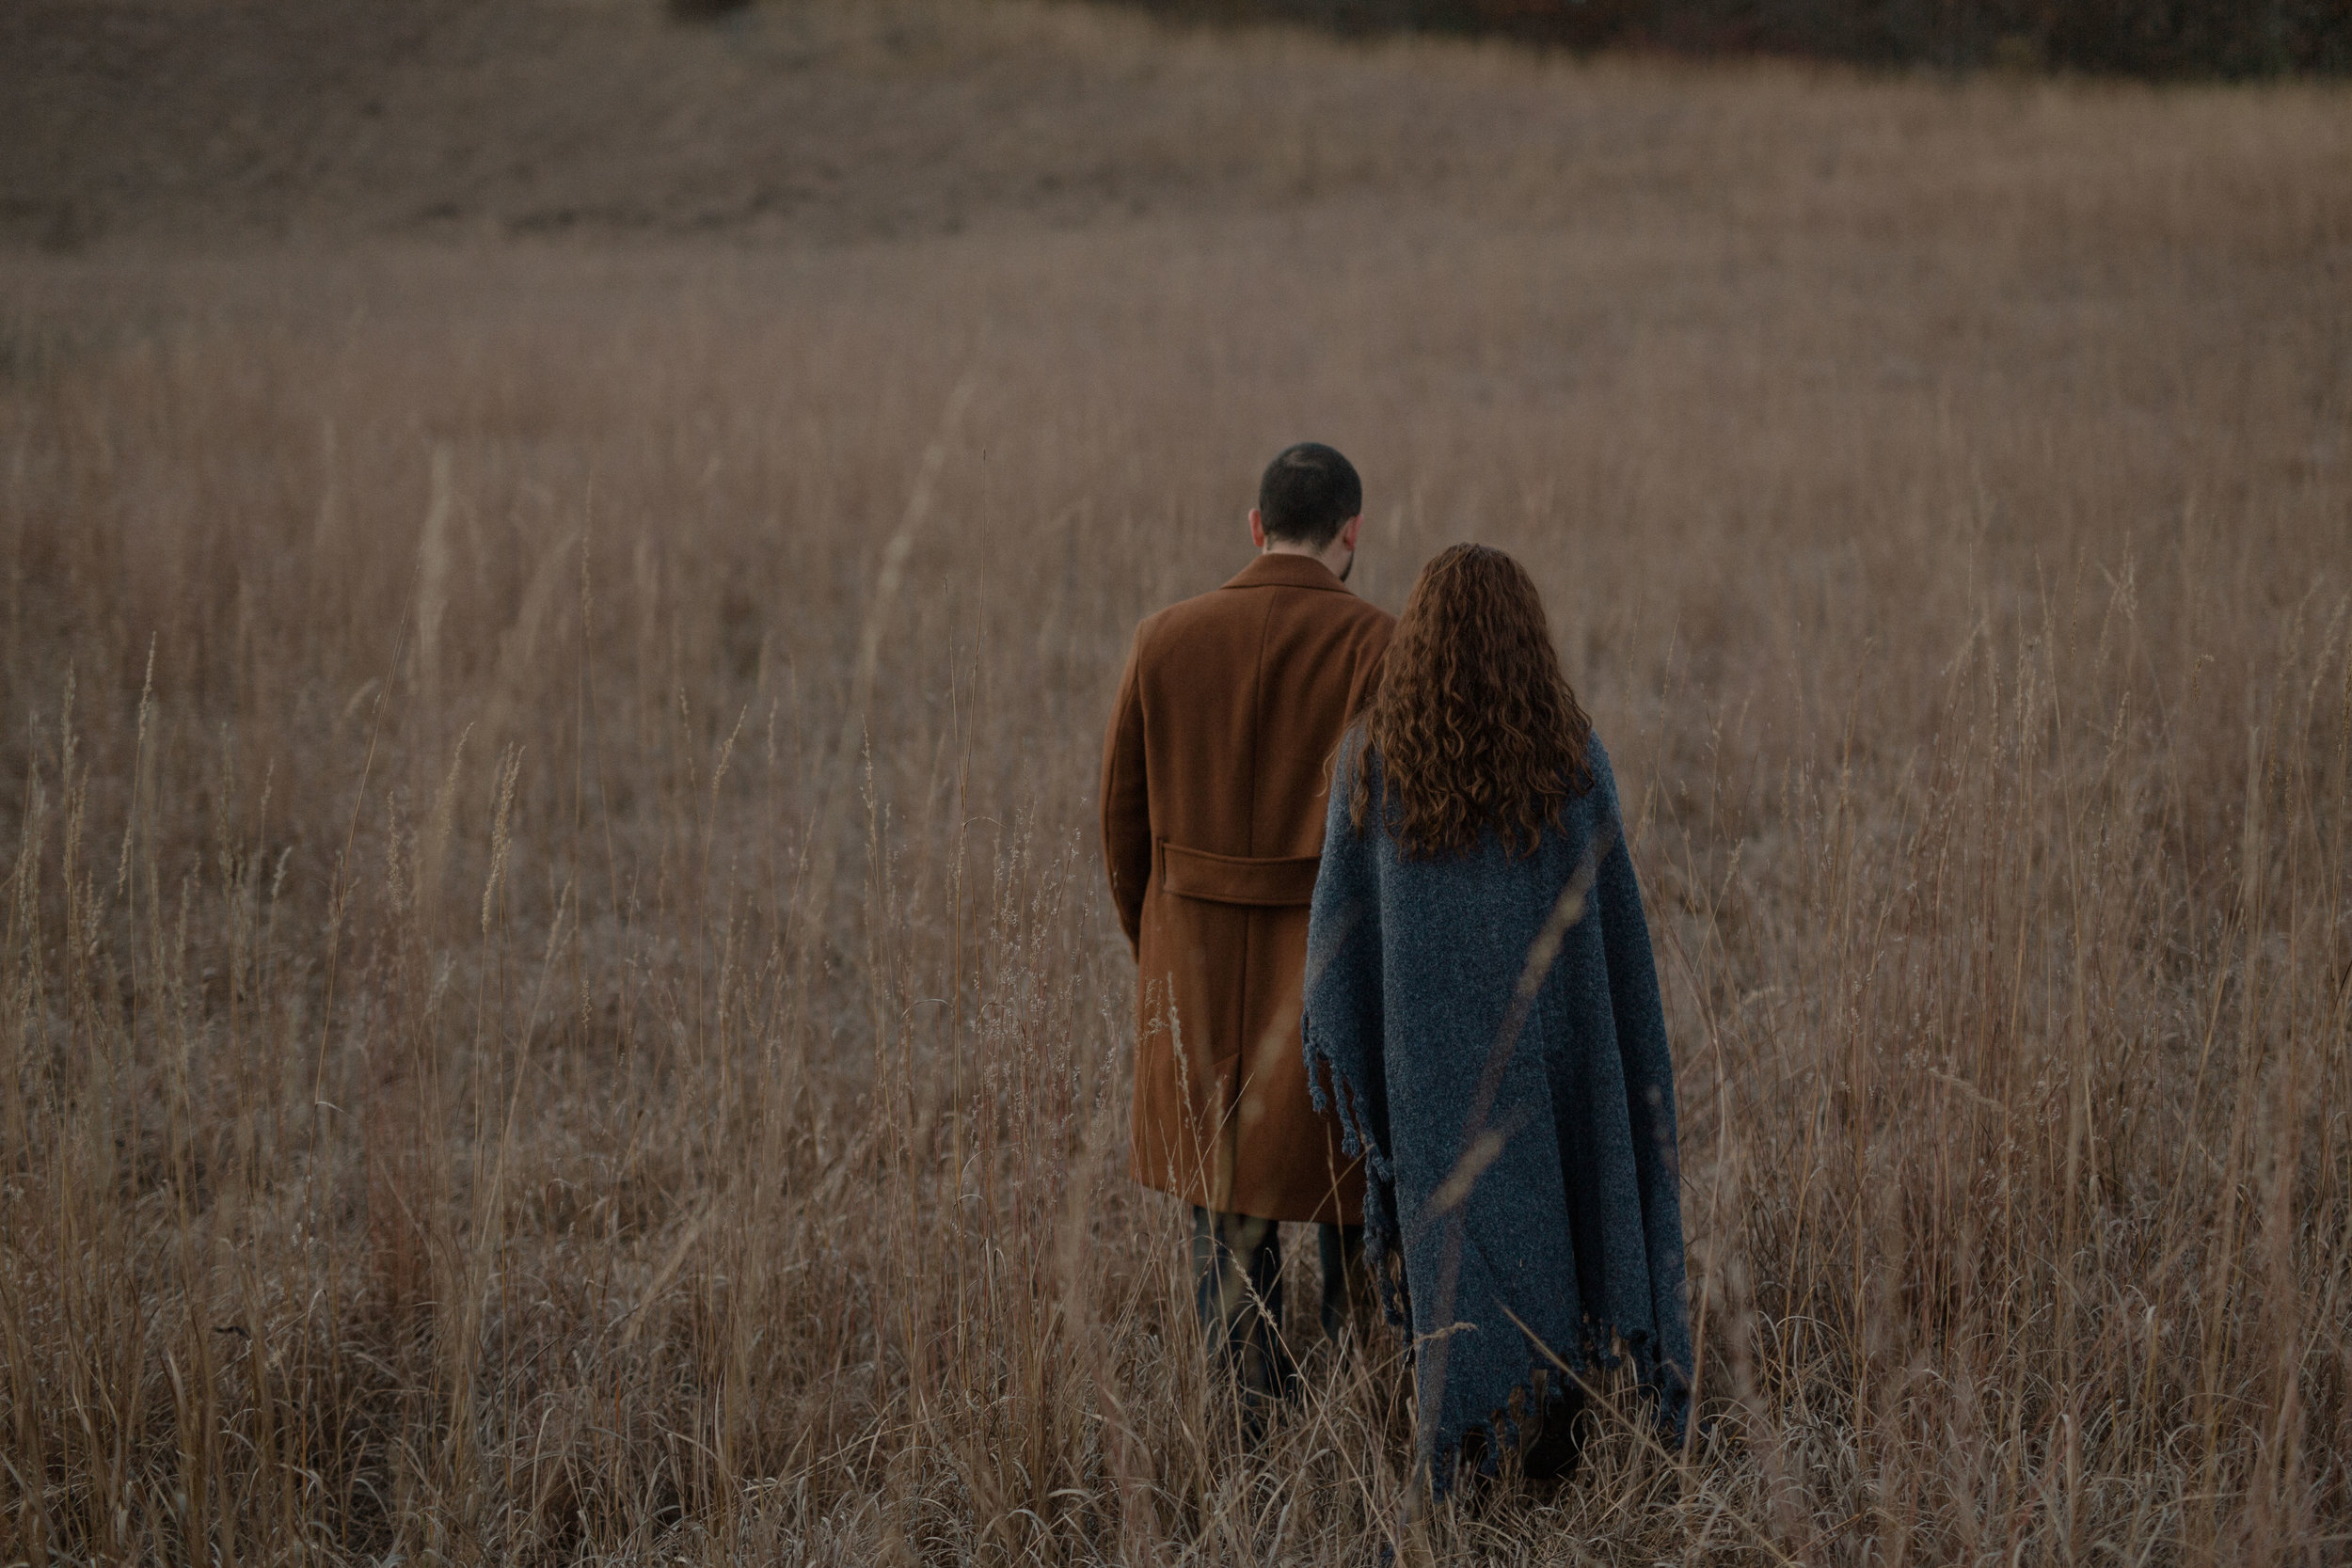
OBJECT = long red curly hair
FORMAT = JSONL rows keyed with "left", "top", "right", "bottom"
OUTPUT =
{"left": 1348, "top": 544, "right": 1594, "bottom": 858}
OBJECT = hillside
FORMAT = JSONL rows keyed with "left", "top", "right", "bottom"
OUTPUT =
{"left": 6, "top": 0, "right": 1565, "bottom": 249}
{"left": 10, "top": 0, "right": 2345, "bottom": 257}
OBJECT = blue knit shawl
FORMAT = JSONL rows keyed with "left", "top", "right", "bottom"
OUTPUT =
{"left": 1303, "top": 734, "right": 1692, "bottom": 1490}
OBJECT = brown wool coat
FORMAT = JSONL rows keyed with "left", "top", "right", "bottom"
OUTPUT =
{"left": 1100, "top": 552, "right": 1394, "bottom": 1224}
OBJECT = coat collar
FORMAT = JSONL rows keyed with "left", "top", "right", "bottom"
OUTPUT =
{"left": 1220, "top": 551, "right": 1351, "bottom": 594}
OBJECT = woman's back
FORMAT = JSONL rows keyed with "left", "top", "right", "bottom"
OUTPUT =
{"left": 1301, "top": 545, "right": 1690, "bottom": 1494}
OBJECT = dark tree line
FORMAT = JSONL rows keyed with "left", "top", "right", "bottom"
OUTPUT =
{"left": 1117, "top": 0, "right": 2352, "bottom": 75}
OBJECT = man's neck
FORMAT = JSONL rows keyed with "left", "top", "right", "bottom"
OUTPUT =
{"left": 1260, "top": 541, "right": 1352, "bottom": 580}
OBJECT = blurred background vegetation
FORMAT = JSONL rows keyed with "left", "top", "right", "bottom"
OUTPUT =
{"left": 1103, "top": 0, "right": 2352, "bottom": 75}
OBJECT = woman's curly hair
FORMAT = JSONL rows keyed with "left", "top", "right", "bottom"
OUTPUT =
{"left": 1348, "top": 544, "right": 1594, "bottom": 858}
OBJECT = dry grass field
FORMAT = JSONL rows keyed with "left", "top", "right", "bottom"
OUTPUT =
{"left": 4, "top": 1, "right": 2351, "bottom": 1561}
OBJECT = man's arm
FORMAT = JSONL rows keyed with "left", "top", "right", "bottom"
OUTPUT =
{"left": 1099, "top": 629, "right": 1152, "bottom": 954}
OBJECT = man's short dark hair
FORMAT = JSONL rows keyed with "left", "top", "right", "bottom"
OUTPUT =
{"left": 1258, "top": 443, "right": 1362, "bottom": 548}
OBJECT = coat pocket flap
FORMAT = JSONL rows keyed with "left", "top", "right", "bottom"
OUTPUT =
{"left": 1158, "top": 842, "right": 1321, "bottom": 907}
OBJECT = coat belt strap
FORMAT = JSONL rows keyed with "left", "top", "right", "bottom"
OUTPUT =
{"left": 1157, "top": 841, "right": 1322, "bottom": 907}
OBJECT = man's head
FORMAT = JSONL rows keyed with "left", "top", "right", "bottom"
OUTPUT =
{"left": 1248, "top": 442, "right": 1364, "bottom": 579}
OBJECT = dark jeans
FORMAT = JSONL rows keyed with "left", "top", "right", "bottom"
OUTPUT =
{"left": 1190, "top": 1207, "right": 1372, "bottom": 1409}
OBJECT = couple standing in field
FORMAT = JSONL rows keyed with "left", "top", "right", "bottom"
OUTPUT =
{"left": 1099, "top": 443, "right": 1692, "bottom": 1494}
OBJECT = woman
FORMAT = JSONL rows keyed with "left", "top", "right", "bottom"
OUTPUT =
{"left": 1303, "top": 543, "right": 1691, "bottom": 1494}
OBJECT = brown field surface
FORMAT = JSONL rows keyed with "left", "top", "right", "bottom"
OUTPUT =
{"left": 4, "top": 1, "right": 2350, "bottom": 1561}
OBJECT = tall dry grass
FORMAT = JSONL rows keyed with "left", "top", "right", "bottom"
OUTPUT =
{"left": 2, "top": 20, "right": 2350, "bottom": 1563}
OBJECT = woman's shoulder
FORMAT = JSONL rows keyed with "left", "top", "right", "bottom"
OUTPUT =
{"left": 1577, "top": 732, "right": 1619, "bottom": 809}
{"left": 1534, "top": 733, "right": 1620, "bottom": 852}
{"left": 1331, "top": 721, "right": 1382, "bottom": 790}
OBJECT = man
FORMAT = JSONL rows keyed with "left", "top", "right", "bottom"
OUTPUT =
{"left": 1099, "top": 441, "right": 1394, "bottom": 1406}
